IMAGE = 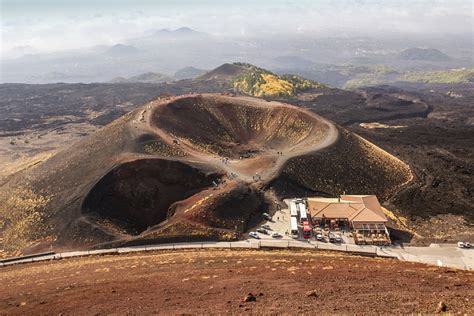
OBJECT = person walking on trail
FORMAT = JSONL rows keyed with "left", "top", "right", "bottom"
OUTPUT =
{"left": 277, "top": 216, "right": 279, "bottom": 221}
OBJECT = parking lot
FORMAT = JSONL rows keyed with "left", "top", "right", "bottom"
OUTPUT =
{"left": 250, "top": 199, "right": 358, "bottom": 246}
{"left": 252, "top": 202, "right": 293, "bottom": 240}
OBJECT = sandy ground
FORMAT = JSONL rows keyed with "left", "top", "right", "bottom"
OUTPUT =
{"left": 1, "top": 249, "right": 473, "bottom": 315}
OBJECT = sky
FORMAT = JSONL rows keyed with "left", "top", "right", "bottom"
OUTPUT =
{"left": 1, "top": 0, "right": 473, "bottom": 58}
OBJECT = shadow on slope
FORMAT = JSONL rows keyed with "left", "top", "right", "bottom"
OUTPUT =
{"left": 82, "top": 159, "right": 219, "bottom": 235}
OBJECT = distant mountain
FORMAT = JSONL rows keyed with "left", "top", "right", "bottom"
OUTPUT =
{"left": 108, "top": 72, "right": 174, "bottom": 83}
{"left": 108, "top": 76, "right": 130, "bottom": 83}
{"left": 150, "top": 27, "right": 206, "bottom": 39}
{"left": 174, "top": 66, "right": 207, "bottom": 80}
{"left": 398, "top": 48, "right": 451, "bottom": 62}
{"left": 130, "top": 72, "right": 174, "bottom": 82}
{"left": 198, "top": 63, "right": 248, "bottom": 80}
{"left": 173, "top": 27, "right": 195, "bottom": 34}
{"left": 105, "top": 44, "right": 140, "bottom": 57}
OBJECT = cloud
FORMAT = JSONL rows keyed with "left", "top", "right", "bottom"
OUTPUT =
{"left": 1, "top": 0, "right": 472, "bottom": 58}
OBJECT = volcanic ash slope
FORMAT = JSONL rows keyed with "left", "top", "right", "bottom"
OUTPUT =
{"left": 0, "top": 94, "right": 411, "bottom": 256}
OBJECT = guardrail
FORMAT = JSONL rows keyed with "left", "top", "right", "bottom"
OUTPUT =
{"left": 0, "top": 251, "right": 55, "bottom": 263}
{"left": 0, "top": 239, "right": 399, "bottom": 268}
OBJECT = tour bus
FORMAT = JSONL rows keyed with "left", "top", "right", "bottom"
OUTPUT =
{"left": 289, "top": 201, "right": 298, "bottom": 217}
{"left": 302, "top": 220, "right": 312, "bottom": 239}
{"left": 298, "top": 203, "right": 307, "bottom": 223}
{"left": 290, "top": 216, "right": 299, "bottom": 238}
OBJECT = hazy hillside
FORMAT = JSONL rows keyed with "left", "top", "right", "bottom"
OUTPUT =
{"left": 399, "top": 68, "right": 474, "bottom": 84}
{"left": 104, "top": 44, "right": 141, "bottom": 57}
{"left": 109, "top": 72, "right": 174, "bottom": 83}
{"left": 174, "top": 66, "right": 207, "bottom": 80}
{"left": 398, "top": 48, "right": 451, "bottom": 62}
{"left": 343, "top": 68, "right": 474, "bottom": 89}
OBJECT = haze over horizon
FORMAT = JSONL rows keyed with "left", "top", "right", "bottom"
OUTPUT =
{"left": 1, "top": 0, "right": 473, "bottom": 58}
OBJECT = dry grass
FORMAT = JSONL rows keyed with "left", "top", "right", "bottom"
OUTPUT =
{"left": 359, "top": 122, "right": 407, "bottom": 129}
{"left": 0, "top": 187, "right": 53, "bottom": 255}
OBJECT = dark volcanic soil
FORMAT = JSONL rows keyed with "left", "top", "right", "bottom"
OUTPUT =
{"left": 1, "top": 78, "right": 473, "bottom": 248}
{"left": 1, "top": 249, "right": 473, "bottom": 315}
{"left": 348, "top": 85, "right": 474, "bottom": 243}
{"left": 285, "top": 83, "right": 474, "bottom": 243}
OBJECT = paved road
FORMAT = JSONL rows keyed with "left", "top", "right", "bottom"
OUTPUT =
{"left": 389, "top": 244, "right": 474, "bottom": 270}
{"left": 0, "top": 239, "right": 474, "bottom": 270}
{"left": 1, "top": 238, "right": 472, "bottom": 270}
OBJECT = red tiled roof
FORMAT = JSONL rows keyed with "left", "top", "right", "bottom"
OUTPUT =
{"left": 307, "top": 195, "right": 387, "bottom": 223}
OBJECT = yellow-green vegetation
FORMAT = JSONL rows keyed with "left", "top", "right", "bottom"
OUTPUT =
{"left": 344, "top": 77, "right": 386, "bottom": 89}
{"left": 337, "top": 65, "right": 474, "bottom": 89}
{"left": 399, "top": 68, "right": 474, "bottom": 84}
{"left": 232, "top": 63, "right": 325, "bottom": 97}
{"left": 382, "top": 206, "right": 421, "bottom": 238}
{"left": 340, "top": 64, "right": 396, "bottom": 89}
{"left": 143, "top": 140, "right": 187, "bottom": 157}
{"left": 382, "top": 206, "right": 409, "bottom": 227}
{"left": 340, "top": 64, "right": 395, "bottom": 76}
{"left": 157, "top": 221, "right": 237, "bottom": 240}
{"left": 0, "top": 187, "right": 53, "bottom": 255}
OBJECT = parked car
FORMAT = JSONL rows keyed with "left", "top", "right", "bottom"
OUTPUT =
{"left": 335, "top": 234, "right": 343, "bottom": 243}
{"left": 458, "top": 241, "right": 472, "bottom": 248}
{"left": 271, "top": 232, "right": 283, "bottom": 238}
{"left": 249, "top": 232, "right": 260, "bottom": 239}
{"left": 261, "top": 224, "right": 272, "bottom": 230}
{"left": 316, "top": 234, "right": 324, "bottom": 241}
{"left": 328, "top": 233, "right": 336, "bottom": 243}
{"left": 262, "top": 213, "right": 272, "bottom": 221}
{"left": 257, "top": 228, "right": 269, "bottom": 235}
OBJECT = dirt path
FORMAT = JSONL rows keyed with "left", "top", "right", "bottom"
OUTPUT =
{"left": 138, "top": 94, "right": 339, "bottom": 185}
{"left": 1, "top": 249, "right": 472, "bottom": 314}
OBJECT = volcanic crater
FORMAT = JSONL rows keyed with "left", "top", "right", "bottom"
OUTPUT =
{"left": 0, "top": 94, "right": 412, "bottom": 255}
{"left": 82, "top": 158, "right": 220, "bottom": 235}
{"left": 152, "top": 95, "right": 331, "bottom": 158}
